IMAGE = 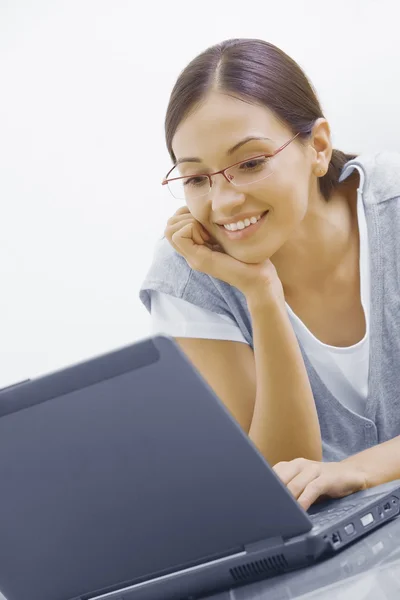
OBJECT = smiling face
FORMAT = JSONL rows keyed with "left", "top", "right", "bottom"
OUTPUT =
{"left": 171, "top": 91, "right": 321, "bottom": 263}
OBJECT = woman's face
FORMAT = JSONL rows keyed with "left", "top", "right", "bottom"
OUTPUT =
{"left": 171, "top": 91, "right": 320, "bottom": 264}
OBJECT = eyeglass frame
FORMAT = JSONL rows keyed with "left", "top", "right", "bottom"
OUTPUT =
{"left": 161, "top": 132, "right": 300, "bottom": 197}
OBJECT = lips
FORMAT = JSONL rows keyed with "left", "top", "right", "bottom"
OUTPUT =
{"left": 217, "top": 210, "right": 268, "bottom": 229}
{"left": 218, "top": 210, "right": 269, "bottom": 240}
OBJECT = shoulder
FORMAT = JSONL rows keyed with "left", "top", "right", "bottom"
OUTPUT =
{"left": 146, "top": 237, "right": 192, "bottom": 294}
{"left": 139, "top": 237, "right": 236, "bottom": 317}
{"left": 341, "top": 151, "right": 400, "bottom": 204}
{"left": 139, "top": 237, "right": 191, "bottom": 312}
{"left": 144, "top": 236, "right": 220, "bottom": 298}
{"left": 369, "top": 151, "right": 400, "bottom": 201}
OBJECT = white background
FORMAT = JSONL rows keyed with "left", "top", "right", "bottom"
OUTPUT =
{"left": 1, "top": 0, "right": 399, "bottom": 388}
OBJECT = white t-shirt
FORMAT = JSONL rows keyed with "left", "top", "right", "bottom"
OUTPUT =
{"left": 150, "top": 168, "right": 370, "bottom": 417}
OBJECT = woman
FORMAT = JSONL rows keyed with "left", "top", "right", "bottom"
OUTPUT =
{"left": 139, "top": 38, "right": 400, "bottom": 510}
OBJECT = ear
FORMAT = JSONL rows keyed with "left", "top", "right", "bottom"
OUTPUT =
{"left": 309, "top": 118, "right": 332, "bottom": 177}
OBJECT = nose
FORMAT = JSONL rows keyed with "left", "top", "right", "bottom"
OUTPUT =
{"left": 209, "top": 175, "right": 246, "bottom": 214}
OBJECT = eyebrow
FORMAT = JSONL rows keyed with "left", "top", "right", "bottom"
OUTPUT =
{"left": 175, "top": 136, "right": 273, "bottom": 166}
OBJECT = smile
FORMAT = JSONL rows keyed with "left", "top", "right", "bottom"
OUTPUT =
{"left": 218, "top": 211, "right": 269, "bottom": 240}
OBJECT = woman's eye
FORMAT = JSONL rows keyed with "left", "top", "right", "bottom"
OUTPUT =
{"left": 240, "top": 157, "right": 268, "bottom": 170}
{"left": 184, "top": 176, "right": 208, "bottom": 187}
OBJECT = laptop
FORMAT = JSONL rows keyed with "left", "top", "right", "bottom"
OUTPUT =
{"left": 0, "top": 334, "right": 398, "bottom": 600}
{"left": 229, "top": 508, "right": 400, "bottom": 600}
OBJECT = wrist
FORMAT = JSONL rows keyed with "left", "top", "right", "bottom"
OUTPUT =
{"left": 341, "top": 455, "right": 370, "bottom": 490}
{"left": 245, "top": 283, "right": 286, "bottom": 313}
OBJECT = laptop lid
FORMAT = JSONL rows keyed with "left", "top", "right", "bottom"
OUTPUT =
{"left": 0, "top": 335, "right": 311, "bottom": 600}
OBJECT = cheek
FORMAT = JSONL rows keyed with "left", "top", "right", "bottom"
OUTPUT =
{"left": 186, "top": 200, "right": 208, "bottom": 224}
{"left": 269, "top": 174, "right": 310, "bottom": 222}
{"left": 274, "top": 197, "right": 309, "bottom": 236}
{"left": 272, "top": 154, "right": 309, "bottom": 192}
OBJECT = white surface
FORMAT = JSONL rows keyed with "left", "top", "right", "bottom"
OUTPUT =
{"left": 1, "top": 0, "right": 399, "bottom": 388}
{"left": 150, "top": 171, "right": 370, "bottom": 416}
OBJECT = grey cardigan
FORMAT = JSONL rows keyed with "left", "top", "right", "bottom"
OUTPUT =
{"left": 139, "top": 152, "right": 400, "bottom": 462}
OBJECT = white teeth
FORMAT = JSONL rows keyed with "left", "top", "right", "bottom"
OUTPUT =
{"left": 223, "top": 214, "right": 263, "bottom": 231}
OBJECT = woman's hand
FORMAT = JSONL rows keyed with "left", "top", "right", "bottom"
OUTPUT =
{"left": 165, "top": 206, "right": 284, "bottom": 300}
{"left": 273, "top": 458, "right": 368, "bottom": 511}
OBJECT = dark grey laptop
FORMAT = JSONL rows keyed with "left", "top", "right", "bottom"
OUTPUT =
{"left": 0, "top": 334, "right": 398, "bottom": 600}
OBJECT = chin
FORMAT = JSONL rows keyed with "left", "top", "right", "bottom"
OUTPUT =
{"left": 228, "top": 247, "right": 273, "bottom": 264}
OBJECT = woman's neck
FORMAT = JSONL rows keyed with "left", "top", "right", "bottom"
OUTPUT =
{"left": 271, "top": 178, "right": 360, "bottom": 298}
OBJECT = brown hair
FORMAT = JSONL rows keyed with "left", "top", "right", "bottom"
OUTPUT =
{"left": 165, "top": 38, "right": 357, "bottom": 201}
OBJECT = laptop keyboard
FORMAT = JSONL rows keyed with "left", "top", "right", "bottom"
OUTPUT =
{"left": 308, "top": 496, "right": 380, "bottom": 529}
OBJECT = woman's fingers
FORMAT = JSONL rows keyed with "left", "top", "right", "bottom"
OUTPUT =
{"left": 165, "top": 206, "right": 192, "bottom": 228}
{"left": 166, "top": 212, "right": 194, "bottom": 228}
{"left": 285, "top": 464, "right": 322, "bottom": 500}
{"left": 273, "top": 459, "right": 369, "bottom": 511}
{"left": 297, "top": 478, "right": 327, "bottom": 510}
{"left": 189, "top": 221, "right": 207, "bottom": 245}
{"left": 171, "top": 222, "right": 208, "bottom": 253}
{"left": 272, "top": 458, "right": 309, "bottom": 485}
{"left": 166, "top": 216, "right": 210, "bottom": 246}
{"left": 174, "top": 206, "right": 191, "bottom": 216}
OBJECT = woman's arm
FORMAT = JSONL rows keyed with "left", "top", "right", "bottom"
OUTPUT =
{"left": 166, "top": 206, "right": 322, "bottom": 465}
{"left": 272, "top": 436, "right": 400, "bottom": 510}
{"left": 247, "top": 289, "right": 322, "bottom": 465}
{"left": 177, "top": 289, "right": 323, "bottom": 466}
{"left": 342, "top": 434, "right": 400, "bottom": 488}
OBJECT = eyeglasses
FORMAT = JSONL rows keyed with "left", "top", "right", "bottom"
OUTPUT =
{"left": 162, "top": 132, "right": 300, "bottom": 201}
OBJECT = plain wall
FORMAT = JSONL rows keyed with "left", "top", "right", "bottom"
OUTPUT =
{"left": 1, "top": 0, "right": 399, "bottom": 388}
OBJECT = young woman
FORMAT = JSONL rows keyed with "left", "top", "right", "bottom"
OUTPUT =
{"left": 139, "top": 38, "right": 400, "bottom": 509}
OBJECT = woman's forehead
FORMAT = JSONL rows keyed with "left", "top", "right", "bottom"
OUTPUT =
{"left": 172, "top": 93, "right": 285, "bottom": 161}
